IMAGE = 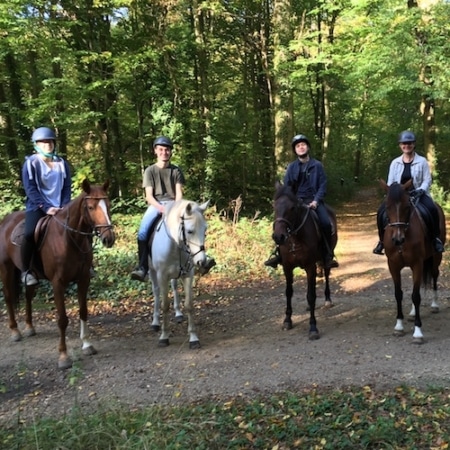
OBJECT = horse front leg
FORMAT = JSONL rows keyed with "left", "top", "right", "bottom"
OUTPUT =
{"left": 182, "top": 274, "right": 200, "bottom": 349}
{"left": 411, "top": 267, "right": 424, "bottom": 344}
{"left": 77, "top": 276, "right": 97, "bottom": 357}
{"left": 306, "top": 267, "right": 319, "bottom": 340}
{"left": 282, "top": 268, "right": 294, "bottom": 330}
{"left": 158, "top": 278, "right": 171, "bottom": 347}
{"left": 172, "top": 279, "right": 184, "bottom": 323}
{"left": 389, "top": 265, "right": 405, "bottom": 336}
{"left": 52, "top": 283, "right": 71, "bottom": 369}
{"left": 23, "top": 284, "right": 37, "bottom": 338}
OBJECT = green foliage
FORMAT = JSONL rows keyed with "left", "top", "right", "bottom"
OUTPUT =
{"left": 2, "top": 386, "right": 450, "bottom": 449}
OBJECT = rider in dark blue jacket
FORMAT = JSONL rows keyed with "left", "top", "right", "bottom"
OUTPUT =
{"left": 265, "top": 134, "right": 338, "bottom": 270}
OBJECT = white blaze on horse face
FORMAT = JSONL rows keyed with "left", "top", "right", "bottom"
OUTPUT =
{"left": 98, "top": 199, "right": 112, "bottom": 224}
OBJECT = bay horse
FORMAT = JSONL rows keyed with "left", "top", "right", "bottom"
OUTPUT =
{"left": 148, "top": 199, "right": 210, "bottom": 349}
{"left": 0, "top": 180, "right": 115, "bottom": 369}
{"left": 272, "top": 181, "right": 338, "bottom": 339}
{"left": 380, "top": 179, "right": 446, "bottom": 343}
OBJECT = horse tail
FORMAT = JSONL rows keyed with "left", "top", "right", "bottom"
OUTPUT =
{"left": 422, "top": 256, "right": 434, "bottom": 289}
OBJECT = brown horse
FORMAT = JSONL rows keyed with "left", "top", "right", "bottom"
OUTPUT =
{"left": 0, "top": 180, "right": 115, "bottom": 369}
{"left": 272, "top": 181, "right": 338, "bottom": 339}
{"left": 380, "top": 179, "right": 446, "bottom": 343}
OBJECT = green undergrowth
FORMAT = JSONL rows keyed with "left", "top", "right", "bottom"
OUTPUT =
{"left": 1, "top": 385, "right": 450, "bottom": 449}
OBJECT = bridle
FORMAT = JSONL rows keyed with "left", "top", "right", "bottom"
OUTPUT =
{"left": 179, "top": 213, "right": 206, "bottom": 258}
{"left": 273, "top": 203, "right": 311, "bottom": 237}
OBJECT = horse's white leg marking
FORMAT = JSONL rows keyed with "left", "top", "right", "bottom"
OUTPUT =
{"left": 80, "top": 319, "right": 93, "bottom": 350}
{"left": 182, "top": 276, "right": 199, "bottom": 343}
{"left": 413, "top": 325, "right": 424, "bottom": 339}
{"left": 98, "top": 199, "right": 112, "bottom": 225}
{"left": 431, "top": 290, "right": 439, "bottom": 312}
{"left": 394, "top": 319, "right": 404, "bottom": 332}
{"left": 409, "top": 304, "right": 416, "bottom": 317}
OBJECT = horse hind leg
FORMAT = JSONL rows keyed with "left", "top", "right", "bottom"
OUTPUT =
{"left": 282, "top": 269, "right": 294, "bottom": 330}
{"left": 306, "top": 268, "right": 319, "bottom": 340}
{"left": 323, "top": 267, "right": 333, "bottom": 309}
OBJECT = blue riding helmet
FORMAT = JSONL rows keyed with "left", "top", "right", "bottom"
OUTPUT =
{"left": 398, "top": 130, "right": 416, "bottom": 143}
{"left": 31, "top": 127, "right": 57, "bottom": 142}
{"left": 153, "top": 136, "right": 173, "bottom": 149}
{"left": 291, "top": 134, "right": 311, "bottom": 152}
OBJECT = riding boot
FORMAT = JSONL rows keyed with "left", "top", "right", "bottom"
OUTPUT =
{"left": 20, "top": 239, "right": 38, "bottom": 286}
{"left": 131, "top": 239, "right": 149, "bottom": 282}
{"left": 322, "top": 229, "right": 339, "bottom": 269}
{"left": 264, "top": 247, "right": 281, "bottom": 268}
{"left": 373, "top": 206, "right": 386, "bottom": 255}
{"left": 197, "top": 256, "right": 217, "bottom": 275}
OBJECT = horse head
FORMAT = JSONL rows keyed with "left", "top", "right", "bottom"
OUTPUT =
{"left": 272, "top": 181, "right": 304, "bottom": 245}
{"left": 166, "top": 199, "right": 209, "bottom": 268}
{"left": 380, "top": 179, "right": 413, "bottom": 247}
{"left": 81, "top": 179, "right": 115, "bottom": 248}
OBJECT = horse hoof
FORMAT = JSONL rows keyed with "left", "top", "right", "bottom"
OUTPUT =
{"left": 189, "top": 340, "right": 201, "bottom": 349}
{"left": 58, "top": 358, "right": 73, "bottom": 370}
{"left": 309, "top": 331, "right": 320, "bottom": 340}
{"left": 175, "top": 315, "right": 184, "bottom": 324}
{"left": 83, "top": 345, "right": 97, "bottom": 356}
{"left": 393, "top": 330, "right": 405, "bottom": 337}
{"left": 23, "top": 327, "right": 36, "bottom": 338}
{"left": 412, "top": 337, "right": 424, "bottom": 345}
{"left": 158, "top": 339, "right": 170, "bottom": 347}
{"left": 407, "top": 316, "right": 415, "bottom": 322}
{"left": 431, "top": 307, "right": 439, "bottom": 314}
{"left": 10, "top": 331, "right": 22, "bottom": 342}
{"left": 282, "top": 321, "right": 293, "bottom": 330}
{"left": 323, "top": 301, "right": 334, "bottom": 310}
{"left": 151, "top": 325, "right": 160, "bottom": 332}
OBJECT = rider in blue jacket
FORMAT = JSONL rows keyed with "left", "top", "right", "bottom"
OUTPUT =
{"left": 265, "top": 134, "right": 338, "bottom": 270}
{"left": 21, "top": 127, "right": 72, "bottom": 286}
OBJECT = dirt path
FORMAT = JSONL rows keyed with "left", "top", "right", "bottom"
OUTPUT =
{"left": 1, "top": 188, "right": 450, "bottom": 425}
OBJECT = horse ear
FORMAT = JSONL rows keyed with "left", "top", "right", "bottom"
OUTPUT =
{"left": 103, "top": 180, "right": 110, "bottom": 192}
{"left": 199, "top": 200, "right": 210, "bottom": 212}
{"left": 379, "top": 179, "right": 388, "bottom": 192}
{"left": 403, "top": 179, "right": 413, "bottom": 191}
{"left": 82, "top": 179, "right": 91, "bottom": 194}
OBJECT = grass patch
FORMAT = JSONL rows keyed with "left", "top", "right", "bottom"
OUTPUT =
{"left": 1, "top": 385, "right": 449, "bottom": 449}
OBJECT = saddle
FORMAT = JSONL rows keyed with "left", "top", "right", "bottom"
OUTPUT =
{"left": 147, "top": 213, "right": 163, "bottom": 259}
{"left": 11, "top": 216, "right": 52, "bottom": 248}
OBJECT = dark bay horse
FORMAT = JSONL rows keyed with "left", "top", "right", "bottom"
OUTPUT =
{"left": 380, "top": 179, "right": 446, "bottom": 343}
{"left": 0, "top": 180, "right": 115, "bottom": 369}
{"left": 272, "top": 181, "right": 338, "bottom": 339}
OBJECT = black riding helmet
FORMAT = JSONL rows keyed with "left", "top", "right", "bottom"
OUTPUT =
{"left": 291, "top": 134, "right": 311, "bottom": 153}
{"left": 398, "top": 130, "right": 416, "bottom": 143}
{"left": 153, "top": 136, "right": 173, "bottom": 149}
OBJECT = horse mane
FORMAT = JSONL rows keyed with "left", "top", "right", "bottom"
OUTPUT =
{"left": 274, "top": 183, "right": 297, "bottom": 203}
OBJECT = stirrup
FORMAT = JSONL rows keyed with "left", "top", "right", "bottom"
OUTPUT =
{"left": 264, "top": 254, "right": 281, "bottom": 268}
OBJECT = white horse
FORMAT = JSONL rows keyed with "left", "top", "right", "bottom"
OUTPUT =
{"left": 148, "top": 199, "right": 210, "bottom": 348}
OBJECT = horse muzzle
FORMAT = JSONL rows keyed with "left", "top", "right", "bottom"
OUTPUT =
{"left": 272, "top": 233, "right": 287, "bottom": 246}
{"left": 96, "top": 226, "right": 116, "bottom": 248}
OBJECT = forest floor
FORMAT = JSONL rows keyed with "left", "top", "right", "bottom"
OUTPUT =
{"left": 1, "top": 186, "right": 450, "bottom": 426}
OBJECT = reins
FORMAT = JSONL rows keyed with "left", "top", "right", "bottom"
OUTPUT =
{"left": 273, "top": 204, "right": 311, "bottom": 237}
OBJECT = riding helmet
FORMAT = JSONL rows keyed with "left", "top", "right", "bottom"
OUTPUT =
{"left": 153, "top": 136, "right": 173, "bottom": 149}
{"left": 398, "top": 130, "right": 416, "bottom": 143}
{"left": 291, "top": 134, "right": 311, "bottom": 152}
{"left": 31, "top": 127, "right": 57, "bottom": 142}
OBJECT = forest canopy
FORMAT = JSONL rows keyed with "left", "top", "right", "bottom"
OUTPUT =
{"left": 1, "top": 0, "right": 450, "bottom": 215}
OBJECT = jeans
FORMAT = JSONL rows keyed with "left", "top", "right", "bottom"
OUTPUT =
{"left": 137, "top": 201, "right": 173, "bottom": 241}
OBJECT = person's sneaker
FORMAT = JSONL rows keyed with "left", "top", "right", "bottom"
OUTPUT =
{"left": 21, "top": 271, "right": 38, "bottom": 286}
{"left": 198, "top": 257, "right": 216, "bottom": 275}
{"left": 131, "top": 267, "right": 148, "bottom": 282}
{"left": 434, "top": 238, "right": 445, "bottom": 253}
{"left": 264, "top": 254, "right": 281, "bottom": 268}
{"left": 373, "top": 241, "right": 384, "bottom": 255}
